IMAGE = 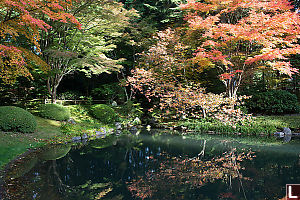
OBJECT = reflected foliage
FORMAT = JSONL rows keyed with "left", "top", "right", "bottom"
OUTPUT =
{"left": 2, "top": 132, "right": 300, "bottom": 200}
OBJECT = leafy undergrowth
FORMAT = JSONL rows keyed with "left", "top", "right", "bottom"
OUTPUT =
{"left": 178, "top": 115, "right": 300, "bottom": 136}
{"left": 66, "top": 105, "right": 95, "bottom": 123}
{"left": 255, "top": 115, "right": 300, "bottom": 131}
{"left": 60, "top": 122, "right": 113, "bottom": 137}
{"left": 62, "top": 105, "right": 114, "bottom": 137}
{"left": 0, "top": 116, "right": 63, "bottom": 168}
{"left": 179, "top": 119, "right": 275, "bottom": 136}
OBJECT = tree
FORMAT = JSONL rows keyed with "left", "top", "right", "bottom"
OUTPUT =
{"left": 40, "top": 0, "right": 138, "bottom": 103}
{"left": 0, "top": 0, "right": 80, "bottom": 84}
{"left": 180, "top": 0, "right": 300, "bottom": 98}
{"left": 128, "top": 29, "right": 251, "bottom": 123}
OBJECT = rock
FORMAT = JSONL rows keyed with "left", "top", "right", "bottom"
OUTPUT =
{"left": 81, "top": 139, "right": 87, "bottom": 145}
{"left": 82, "top": 133, "right": 88, "bottom": 140}
{"left": 146, "top": 125, "right": 151, "bottom": 131}
{"left": 115, "top": 122, "right": 122, "bottom": 130}
{"left": 274, "top": 132, "right": 284, "bottom": 138}
{"left": 67, "top": 118, "right": 76, "bottom": 124}
{"left": 132, "top": 117, "right": 141, "bottom": 125}
{"left": 112, "top": 101, "right": 117, "bottom": 106}
{"left": 96, "top": 135, "right": 102, "bottom": 139}
{"left": 129, "top": 126, "right": 138, "bottom": 135}
{"left": 100, "top": 127, "right": 107, "bottom": 134}
{"left": 95, "top": 131, "right": 105, "bottom": 136}
{"left": 72, "top": 136, "right": 81, "bottom": 142}
{"left": 108, "top": 128, "right": 114, "bottom": 133}
{"left": 283, "top": 127, "right": 292, "bottom": 135}
{"left": 115, "top": 130, "right": 122, "bottom": 136}
{"left": 283, "top": 135, "right": 292, "bottom": 143}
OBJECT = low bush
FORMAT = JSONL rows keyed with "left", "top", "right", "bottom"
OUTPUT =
{"left": 37, "top": 104, "right": 70, "bottom": 121}
{"left": 0, "top": 106, "right": 37, "bottom": 133}
{"left": 90, "top": 104, "right": 117, "bottom": 124}
{"left": 245, "top": 90, "right": 300, "bottom": 114}
{"left": 180, "top": 118, "right": 276, "bottom": 136}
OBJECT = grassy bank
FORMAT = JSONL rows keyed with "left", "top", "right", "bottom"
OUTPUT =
{"left": 176, "top": 115, "right": 300, "bottom": 136}
{"left": 0, "top": 105, "right": 116, "bottom": 169}
{"left": 0, "top": 116, "right": 62, "bottom": 168}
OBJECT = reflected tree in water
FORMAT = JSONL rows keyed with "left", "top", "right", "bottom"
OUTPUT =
{"left": 127, "top": 148, "right": 255, "bottom": 199}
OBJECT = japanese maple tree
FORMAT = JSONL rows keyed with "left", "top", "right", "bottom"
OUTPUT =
{"left": 128, "top": 29, "right": 251, "bottom": 123}
{"left": 0, "top": 0, "right": 81, "bottom": 84}
{"left": 180, "top": 0, "right": 300, "bottom": 98}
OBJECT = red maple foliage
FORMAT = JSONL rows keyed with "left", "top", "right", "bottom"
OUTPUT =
{"left": 0, "top": 0, "right": 81, "bottom": 83}
{"left": 180, "top": 0, "right": 300, "bottom": 97}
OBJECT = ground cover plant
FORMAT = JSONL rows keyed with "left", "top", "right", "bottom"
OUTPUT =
{"left": 37, "top": 104, "right": 70, "bottom": 121}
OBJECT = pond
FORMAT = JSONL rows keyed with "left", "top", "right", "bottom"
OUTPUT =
{"left": 1, "top": 129, "right": 300, "bottom": 200}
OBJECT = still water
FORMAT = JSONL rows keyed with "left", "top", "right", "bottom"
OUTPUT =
{"left": 1, "top": 130, "right": 300, "bottom": 200}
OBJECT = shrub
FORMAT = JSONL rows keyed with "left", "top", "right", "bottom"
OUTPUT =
{"left": 245, "top": 90, "right": 300, "bottom": 114}
{"left": 0, "top": 106, "right": 37, "bottom": 133}
{"left": 37, "top": 104, "right": 70, "bottom": 121}
{"left": 90, "top": 104, "right": 117, "bottom": 124}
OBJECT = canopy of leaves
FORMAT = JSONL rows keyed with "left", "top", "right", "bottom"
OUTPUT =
{"left": 0, "top": 0, "right": 81, "bottom": 84}
{"left": 180, "top": 0, "right": 300, "bottom": 97}
{"left": 42, "top": 0, "right": 139, "bottom": 78}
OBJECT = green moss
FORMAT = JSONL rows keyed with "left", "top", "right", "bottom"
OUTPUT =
{"left": 90, "top": 104, "right": 117, "bottom": 124}
{"left": 0, "top": 106, "right": 37, "bottom": 133}
{"left": 37, "top": 103, "right": 70, "bottom": 121}
{"left": 66, "top": 105, "right": 95, "bottom": 123}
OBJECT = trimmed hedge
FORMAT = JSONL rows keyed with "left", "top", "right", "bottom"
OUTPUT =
{"left": 0, "top": 106, "right": 37, "bottom": 133}
{"left": 245, "top": 90, "right": 300, "bottom": 114}
{"left": 90, "top": 104, "right": 117, "bottom": 124}
{"left": 37, "top": 104, "right": 70, "bottom": 121}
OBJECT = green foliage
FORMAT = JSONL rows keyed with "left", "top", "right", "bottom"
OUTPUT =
{"left": 0, "top": 106, "right": 37, "bottom": 133}
{"left": 115, "top": 100, "right": 143, "bottom": 119}
{"left": 67, "top": 105, "right": 92, "bottom": 122}
{"left": 90, "top": 104, "right": 118, "bottom": 124}
{"left": 37, "top": 104, "right": 70, "bottom": 121}
{"left": 121, "top": 0, "right": 183, "bottom": 28}
{"left": 245, "top": 90, "right": 300, "bottom": 114}
{"left": 60, "top": 122, "right": 112, "bottom": 137}
{"left": 180, "top": 118, "right": 276, "bottom": 136}
{"left": 58, "top": 91, "right": 80, "bottom": 100}
{"left": 91, "top": 83, "right": 126, "bottom": 103}
{"left": 255, "top": 115, "right": 300, "bottom": 130}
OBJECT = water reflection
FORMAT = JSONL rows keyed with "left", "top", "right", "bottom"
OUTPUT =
{"left": 1, "top": 131, "right": 300, "bottom": 200}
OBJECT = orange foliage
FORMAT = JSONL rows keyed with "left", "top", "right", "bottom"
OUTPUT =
{"left": 128, "top": 29, "right": 251, "bottom": 123}
{"left": 180, "top": 0, "right": 300, "bottom": 97}
{"left": 127, "top": 149, "right": 255, "bottom": 199}
{"left": 0, "top": 0, "right": 81, "bottom": 83}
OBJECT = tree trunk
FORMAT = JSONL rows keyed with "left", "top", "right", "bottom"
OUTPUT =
{"left": 47, "top": 76, "right": 63, "bottom": 104}
{"left": 224, "top": 72, "right": 243, "bottom": 99}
